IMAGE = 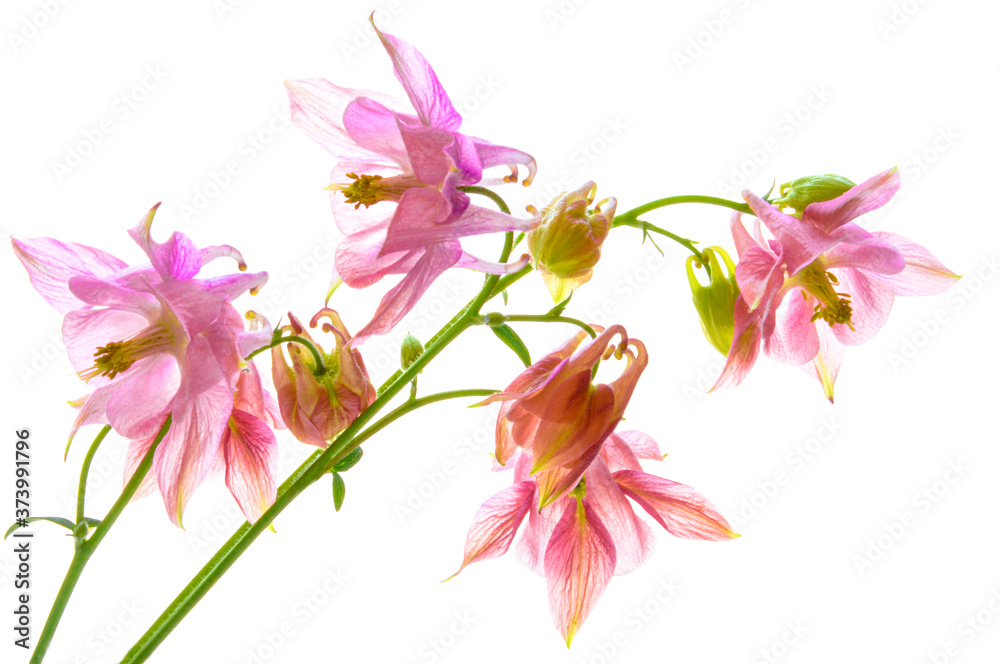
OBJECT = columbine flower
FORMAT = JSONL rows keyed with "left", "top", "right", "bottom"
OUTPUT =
{"left": 451, "top": 433, "right": 737, "bottom": 646}
{"left": 12, "top": 204, "right": 270, "bottom": 525}
{"left": 286, "top": 17, "right": 538, "bottom": 343}
{"left": 686, "top": 246, "right": 740, "bottom": 355}
{"left": 527, "top": 182, "right": 616, "bottom": 303}
{"left": 477, "top": 326, "right": 647, "bottom": 508}
{"left": 713, "top": 167, "right": 959, "bottom": 400}
{"left": 270, "top": 309, "right": 376, "bottom": 447}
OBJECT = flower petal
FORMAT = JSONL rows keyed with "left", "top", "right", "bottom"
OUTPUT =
{"left": 612, "top": 469, "right": 738, "bottom": 541}
{"left": 800, "top": 323, "right": 843, "bottom": 403}
{"left": 821, "top": 224, "right": 905, "bottom": 275}
{"left": 867, "top": 232, "right": 961, "bottom": 295}
{"left": 11, "top": 236, "right": 128, "bottom": 313}
{"left": 763, "top": 287, "right": 821, "bottom": 365}
{"left": 586, "top": 459, "right": 655, "bottom": 575}
{"left": 450, "top": 480, "right": 535, "bottom": 577}
{"left": 128, "top": 204, "right": 203, "bottom": 281}
{"left": 106, "top": 353, "right": 182, "bottom": 440}
{"left": 803, "top": 167, "right": 900, "bottom": 233}
{"left": 829, "top": 268, "right": 894, "bottom": 345}
{"left": 743, "top": 190, "right": 838, "bottom": 275}
{"left": 223, "top": 409, "right": 278, "bottom": 524}
{"left": 544, "top": 499, "right": 616, "bottom": 647}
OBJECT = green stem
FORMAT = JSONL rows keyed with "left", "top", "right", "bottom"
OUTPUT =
{"left": 613, "top": 195, "right": 752, "bottom": 222}
{"left": 614, "top": 217, "right": 703, "bottom": 260}
{"left": 120, "top": 220, "right": 526, "bottom": 664}
{"left": 76, "top": 426, "right": 111, "bottom": 525}
{"left": 495, "top": 314, "right": 598, "bottom": 338}
{"left": 30, "top": 417, "right": 171, "bottom": 664}
{"left": 458, "top": 185, "right": 512, "bottom": 215}
{"left": 245, "top": 334, "right": 326, "bottom": 376}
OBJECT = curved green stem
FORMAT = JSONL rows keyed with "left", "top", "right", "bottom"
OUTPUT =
{"left": 495, "top": 314, "right": 598, "bottom": 338}
{"left": 614, "top": 217, "right": 703, "bottom": 261}
{"left": 30, "top": 417, "right": 171, "bottom": 664}
{"left": 245, "top": 334, "right": 326, "bottom": 376}
{"left": 120, "top": 198, "right": 526, "bottom": 664}
{"left": 76, "top": 426, "right": 111, "bottom": 525}
{"left": 613, "top": 195, "right": 752, "bottom": 223}
{"left": 458, "top": 185, "right": 512, "bottom": 215}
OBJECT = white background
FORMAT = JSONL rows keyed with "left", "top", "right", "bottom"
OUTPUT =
{"left": 2, "top": 1, "right": 999, "bottom": 663}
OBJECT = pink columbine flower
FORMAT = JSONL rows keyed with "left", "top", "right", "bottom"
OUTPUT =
{"left": 713, "top": 167, "right": 959, "bottom": 400}
{"left": 451, "top": 433, "right": 737, "bottom": 646}
{"left": 270, "top": 309, "right": 376, "bottom": 447}
{"left": 286, "top": 18, "right": 539, "bottom": 343}
{"left": 12, "top": 204, "right": 272, "bottom": 525}
{"left": 477, "top": 326, "right": 648, "bottom": 508}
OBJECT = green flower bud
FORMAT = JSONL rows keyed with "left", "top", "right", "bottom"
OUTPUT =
{"left": 772, "top": 174, "right": 855, "bottom": 217}
{"left": 686, "top": 247, "right": 739, "bottom": 356}
{"left": 400, "top": 333, "right": 424, "bottom": 371}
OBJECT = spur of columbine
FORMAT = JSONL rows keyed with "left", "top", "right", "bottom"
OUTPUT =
{"left": 286, "top": 17, "right": 538, "bottom": 343}
{"left": 712, "top": 167, "right": 959, "bottom": 400}
{"left": 476, "top": 325, "right": 647, "bottom": 508}
{"left": 450, "top": 433, "right": 737, "bottom": 646}
{"left": 11, "top": 204, "right": 278, "bottom": 525}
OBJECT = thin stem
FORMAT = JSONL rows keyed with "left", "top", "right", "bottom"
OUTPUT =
{"left": 613, "top": 195, "right": 752, "bottom": 223}
{"left": 245, "top": 334, "right": 326, "bottom": 376}
{"left": 497, "top": 314, "right": 598, "bottom": 338}
{"left": 614, "top": 217, "right": 703, "bottom": 261}
{"left": 458, "top": 185, "right": 512, "bottom": 215}
{"left": 121, "top": 205, "right": 526, "bottom": 664}
{"left": 30, "top": 417, "right": 171, "bottom": 664}
{"left": 76, "top": 426, "right": 111, "bottom": 525}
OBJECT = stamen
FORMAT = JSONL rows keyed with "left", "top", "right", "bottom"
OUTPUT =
{"left": 326, "top": 172, "right": 421, "bottom": 208}
{"left": 79, "top": 325, "right": 174, "bottom": 382}
{"left": 798, "top": 265, "right": 855, "bottom": 330}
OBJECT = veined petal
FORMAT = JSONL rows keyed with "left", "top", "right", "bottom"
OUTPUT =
{"left": 822, "top": 224, "right": 905, "bottom": 275}
{"left": 535, "top": 439, "right": 605, "bottom": 509}
{"left": 734, "top": 245, "right": 782, "bottom": 310}
{"left": 803, "top": 167, "right": 900, "bottom": 233}
{"left": 223, "top": 409, "right": 278, "bottom": 524}
{"left": 744, "top": 190, "right": 838, "bottom": 275}
{"left": 469, "top": 137, "right": 537, "bottom": 186}
{"left": 67, "top": 275, "right": 160, "bottom": 317}
{"left": 342, "top": 97, "right": 412, "bottom": 169}
{"left": 11, "top": 236, "right": 128, "bottom": 313}
{"left": 128, "top": 204, "right": 203, "bottom": 281}
{"left": 350, "top": 242, "right": 462, "bottom": 344}
{"left": 530, "top": 384, "right": 615, "bottom": 474}
{"left": 586, "top": 459, "right": 655, "bottom": 575}
{"left": 612, "top": 470, "right": 738, "bottom": 541}
{"left": 379, "top": 187, "right": 453, "bottom": 256}
{"left": 544, "top": 499, "right": 616, "bottom": 647}
{"left": 867, "top": 232, "right": 961, "bottom": 295}
{"left": 201, "top": 271, "right": 269, "bottom": 301}
{"left": 62, "top": 308, "right": 149, "bottom": 381}
{"left": 450, "top": 480, "right": 535, "bottom": 577}
{"left": 711, "top": 299, "right": 762, "bottom": 392}
{"left": 441, "top": 205, "right": 541, "bottom": 237}
{"left": 615, "top": 430, "right": 663, "bottom": 461}
{"left": 729, "top": 212, "right": 761, "bottom": 257}
{"left": 155, "top": 382, "right": 233, "bottom": 527}
{"left": 801, "top": 323, "right": 843, "bottom": 403}
{"left": 763, "top": 287, "right": 821, "bottom": 365}
{"left": 515, "top": 494, "right": 565, "bottom": 575}
{"left": 123, "top": 428, "right": 163, "bottom": 501}
{"left": 828, "top": 268, "right": 894, "bottom": 345}
{"left": 106, "top": 353, "right": 181, "bottom": 440}
{"left": 396, "top": 119, "right": 456, "bottom": 185}
{"left": 454, "top": 251, "right": 530, "bottom": 275}
{"left": 372, "top": 21, "right": 462, "bottom": 131}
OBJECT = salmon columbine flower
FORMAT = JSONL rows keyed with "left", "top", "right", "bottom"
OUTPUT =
{"left": 12, "top": 204, "right": 273, "bottom": 525}
{"left": 450, "top": 434, "right": 738, "bottom": 646}
{"left": 527, "top": 181, "right": 616, "bottom": 303}
{"left": 477, "top": 325, "right": 647, "bottom": 508}
{"left": 286, "top": 18, "right": 538, "bottom": 343}
{"left": 270, "top": 309, "right": 376, "bottom": 447}
{"left": 713, "top": 167, "right": 959, "bottom": 400}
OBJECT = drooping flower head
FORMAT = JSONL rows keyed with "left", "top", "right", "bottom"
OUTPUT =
{"left": 527, "top": 181, "right": 616, "bottom": 303}
{"left": 713, "top": 167, "right": 959, "bottom": 400}
{"left": 686, "top": 246, "right": 740, "bottom": 356}
{"left": 478, "top": 325, "right": 647, "bottom": 508}
{"left": 12, "top": 204, "right": 272, "bottom": 525}
{"left": 451, "top": 434, "right": 737, "bottom": 646}
{"left": 270, "top": 309, "right": 376, "bottom": 447}
{"left": 286, "top": 17, "right": 539, "bottom": 343}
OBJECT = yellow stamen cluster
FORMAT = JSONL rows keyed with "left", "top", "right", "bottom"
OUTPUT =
{"left": 79, "top": 326, "right": 174, "bottom": 381}
{"left": 799, "top": 264, "right": 855, "bottom": 330}
{"left": 327, "top": 172, "right": 420, "bottom": 209}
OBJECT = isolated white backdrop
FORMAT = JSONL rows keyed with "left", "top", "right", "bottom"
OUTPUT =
{"left": 2, "top": 1, "right": 998, "bottom": 663}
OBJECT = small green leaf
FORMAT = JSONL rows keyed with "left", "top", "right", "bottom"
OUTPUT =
{"left": 334, "top": 448, "right": 364, "bottom": 473}
{"left": 491, "top": 324, "right": 531, "bottom": 367}
{"left": 547, "top": 292, "right": 573, "bottom": 318}
{"left": 501, "top": 289, "right": 508, "bottom": 305}
{"left": 332, "top": 472, "right": 346, "bottom": 512}
{"left": 5, "top": 516, "right": 76, "bottom": 539}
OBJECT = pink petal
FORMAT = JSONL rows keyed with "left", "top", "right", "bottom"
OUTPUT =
{"left": 342, "top": 97, "right": 412, "bottom": 169}
{"left": 350, "top": 242, "right": 462, "bottom": 344}
{"left": 123, "top": 428, "right": 162, "bottom": 501}
{"left": 828, "top": 268, "right": 894, "bottom": 345}
{"left": 711, "top": 298, "right": 762, "bottom": 392}
{"left": 743, "top": 190, "right": 839, "bottom": 275}
{"left": 128, "top": 203, "right": 203, "bottom": 281}
{"left": 223, "top": 409, "right": 278, "bottom": 524}
{"left": 454, "top": 251, "right": 531, "bottom": 275}
{"left": 469, "top": 136, "right": 537, "bottom": 186}
{"left": 729, "top": 212, "right": 760, "bottom": 258}
{"left": 803, "top": 167, "right": 900, "bottom": 233}
{"left": 379, "top": 187, "right": 453, "bottom": 255}
{"left": 443, "top": 205, "right": 541, "bottom": 238}
{"left": 529, "top": 384, "right": 615, "bottom": 474}
{"left": 612, "top": 470, "right": 739, "bottom": 541}
{"left": 734, "top": 245, "right": 782, "bottom": 310}
{"left": 67, "top": 275, "right": 160, "bottom": 317}
{"left": 373, "top": 22, "right": 462, "bottom": 131}
{"left": 586, "top": 459, "right": 655, "bottom": 575}
{"left": 155, "top": 382, "right": 233, "bottom": 527}
{"left": 61, "top": 308, "right": 149, "bottom": 381}
{"left": 396, "top": 119, "right": 456, "bottom": 185}
{"left": 544, "top": 500, "right": 617, "bottom": 646}
{"left": 535, "top": 439, "right": 605, "bottom": 510}
{"left": 106, "top": 353, "right": 182, "bottom": 440}
{"left": 450, "top": 480, "right": 535, "bottom": 576}
{"left": 868, "top": 232, "right": 961, "bottom": 295}
{"left": 515, "top": 495, "right": 565, "bottom": 574}
{"left": 821, "top": 224, "right": 905, "bottom": 275}
{"left": 201, "top": 271, "right": 269, "bottom": 301}
{"left": 800, "top": 323, "right": 843, "bottom": 403}
{"left": 11, "top": 236, "right": 128, "bottom": 314}
{"left": 615, "top": 430, "right": 663, "bottom": 461}
{"left": 763, "top": 287, "right": 821, "bottom": 365}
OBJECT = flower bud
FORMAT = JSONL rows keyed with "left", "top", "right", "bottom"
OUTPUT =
{"left": 271, "top": 309, "right": 376, "bottom": 448}
{"left": 772, "top": 174, "right": 856, "bottom": 216}
{"left": 686, "top": 247, "right": 739, "bottom": 356}
{"left": 400, "top": 333, "right": 424, "bottom": 371}
{"left": 527, "top": 181, "right": 616, "bottom": 303}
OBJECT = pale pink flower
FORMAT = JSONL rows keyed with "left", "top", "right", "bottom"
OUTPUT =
{"left": 452, "top": 434, "right": 737, "bottom": 645}
{"left": 714, "top": 168, "right": 959, "bottom": 400}
{"left": 477, "top": 326, "right": 647, "bottom": 508}
{"left": 12, "top": 204, "right": 272, "bottom": 525}
{"left": 286, "top": 19, "right": 538, "bottom": 343}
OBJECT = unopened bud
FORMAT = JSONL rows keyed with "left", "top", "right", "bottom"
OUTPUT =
{"left": 772, "top": 174, "right": 855, "bottom": 216}
{"left": 686, "top": 247, "right": 739, "bottom": 356}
